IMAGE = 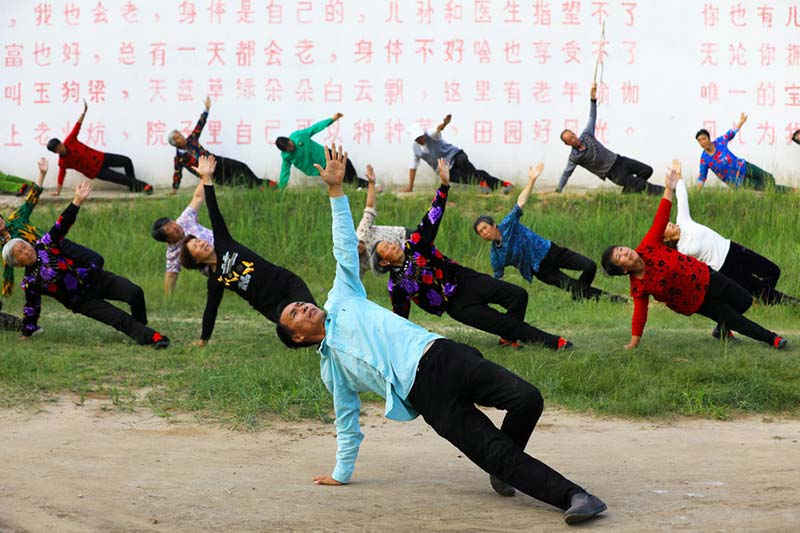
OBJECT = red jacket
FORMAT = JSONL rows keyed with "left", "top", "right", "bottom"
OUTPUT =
{"left": 630, "top": 198, "right": 711, "bottom": 337}
{"left": 57, "top": 120, "right": 105, "bottom": 185}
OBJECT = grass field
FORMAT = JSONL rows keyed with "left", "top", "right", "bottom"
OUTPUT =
{"left": 1, "top": 184, "right": 798, "bottom": 425}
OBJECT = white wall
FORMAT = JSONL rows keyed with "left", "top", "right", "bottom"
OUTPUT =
{"left": 1, "top": 0, "right": 799, "bottom": 189}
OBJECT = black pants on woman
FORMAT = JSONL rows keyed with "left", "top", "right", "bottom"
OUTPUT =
{"left": 97, "top": 153, "right": 149, "bottom": 192}
{"left": 606, "top": 155, "right": 664, "bottom": 195}
{"left": 212, "top": 156, "right": 265, "bottom": 187}
{"left": 718, "top": 241, "right": 798, "bottom": 305}
{"left": 695, "top": 269, "right": 777, "bottom": 345}
{"left": 445, "top": 267, "right": 562, "bottom": 349}
{"left": 450, "top": 150, "right": 502, "bottom": 190}
{"left": 535, "top": 243, "right": 611, "bottom": 301}
{"left": 69, "top": 270, "right": 158, "bottom": 345}
{"left": 408, "top": 339, "right": 585, "bottom": 510}
{"left": 0, "top": 299, "right": 22, "bottom": 331}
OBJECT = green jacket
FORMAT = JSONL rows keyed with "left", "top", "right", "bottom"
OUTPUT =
{"left": 2, "top": 184, "right": 44, "bottom": 295}
{"left": 278, "top": 118, "right": 333, "bottom": 188}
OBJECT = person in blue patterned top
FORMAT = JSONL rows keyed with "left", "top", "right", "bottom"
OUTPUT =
{"left": 275, "top": 145, "right": 607, "bottom": 525}
{"left": 2, "top": 181, "right": 169, "bottom": 348}
{"left": 474, "top": 163, "right": 622, "bottom": 303}
{"left": 372, "top": 158, "right": 571, "bottom": 350}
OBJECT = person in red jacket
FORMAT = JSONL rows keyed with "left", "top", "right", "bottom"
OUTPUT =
{"left": 600, "top": 167, "right": 788, "bottom": 351}
{"left": 46, "top": 100, "right": 152, "bottom": 196}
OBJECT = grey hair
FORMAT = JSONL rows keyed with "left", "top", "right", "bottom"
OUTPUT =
{"left": 2, "top": 238, "right": 27, "bottom": 268}
{"left": 167, "top": 129, "right": 181, "bottom": 147}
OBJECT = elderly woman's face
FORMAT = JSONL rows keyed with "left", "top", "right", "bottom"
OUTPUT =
{"left": 13, "top": 241, "right": 36, "bottom": 267}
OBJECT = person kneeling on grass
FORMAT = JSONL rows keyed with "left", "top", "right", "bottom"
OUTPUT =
{"left": 2, "top": 181, "right": 169, "bottom": 347}
{"left": 276, "top": 145, "right": 607, "bottom": 525}
{"left": 664, "top": 160, "right": 798, "bottom": 309}
{"left": 474, "top": 162, "right": 625, "bottom": 303}
{"left": 600, "top": 167, "right": 788, "bottom": 350}
{"left": 178, "top": 155, "right": 315, "bottom": 346}
{"left": 372, "top": 157, "right": 571, "bottom": 351}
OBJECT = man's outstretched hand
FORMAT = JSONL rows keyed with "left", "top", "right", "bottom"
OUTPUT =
{"left": 312, "top": 474, "right": 344, "bottom": 486}
{"left": 314, "top": 144, "right": 348, "bottom": 196}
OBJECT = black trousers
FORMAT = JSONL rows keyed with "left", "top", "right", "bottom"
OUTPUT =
{"left": 61, "top": 240, "right": 104, "bottom": 270}
{"left": 97, "top": 153, "right": 149, "bottom": 192}
{"left": 261, "top": 274, "right": 316, "bottom": 323}
{"left": 213, "top": 156, "right": 264, "bottom": 187}
{"left": 719, "top": 241, "right": 796, "bottom": 305}
{"left": 535, "top": 243, "right": 608, "bottom": 301}
{"left": 606, "top": 155, "right": 663, "bottom": 195}
{"left": 0, "top": 302, "right": 22, "bottom": 331}
{"left": 70, "top": 270, "right": 157, "bottom": 345}
{"left": 696, "top": 269, "right": 776, "bottom": 345}
{"left": 343, "top": 159, "right": 369, "bottom": 187}
{"left": 450, "top": 150, "right": 502, "bottom": 190}
{"left": 446, "top": 267, "right": 562, "bottom": 348}
{"left": 407, "top": 339, "right": 584, "bottom": 510}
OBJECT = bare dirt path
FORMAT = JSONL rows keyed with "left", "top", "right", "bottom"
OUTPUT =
{"left": 1, "top": 398, "right": 798, "bottom": 532}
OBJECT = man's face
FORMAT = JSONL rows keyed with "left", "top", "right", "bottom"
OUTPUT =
{"left": 171, "top": 131, "right": 187, "bottom": 148}
{"left": 279, "top": 301, "right": 326, "bottom": 344}
{"left": 696, "top": 134, "right": 711, "bottom": 150}
{"left": 793, "top": 132, "right": 800, "bottom": 145}
{"left": 187, "top": 238, "right": 214, "bottom": 263}
{"left": 560, "top": 130, "right": 580, "bottom": 148}
{"left": 163, "top": 221, "right": 185, "bottom": 244}
{"left": 285, "top": 139, "right": 296, "bottom": 152}
{"left": 54, "top": 143, "right": 67, "bottom": 155}
{"left": 13, "top": 241, "right": 36, "bottom": 267}
{"left": 414, "top": 135, "right": 426, "bottom": 146}
{"left": 376, "top": 241, "right": 404, "bottom": 267}
{"left": 475, "top": 221, "right": 500, "bottom": 242}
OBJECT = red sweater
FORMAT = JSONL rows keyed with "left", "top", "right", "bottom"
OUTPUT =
{"left": 57, "top": 120, "right": 105, "bottom": 185}
{"left": 630, "top": 198, "right": 710, "bottom": 337}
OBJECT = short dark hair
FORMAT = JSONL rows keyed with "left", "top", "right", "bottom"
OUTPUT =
{"left": 275, "top": 312, "right": 320, "bottom": 349}
{"left": 695, "top": 129, "right": 710, "bottom": 140}
{"left": 559, "top": 129, "right": 572, "bottom": 141}
{"left": 275, "top": 136, "right": 290, "bottom": 151}
{"left": 151, "top": 217, "right": 172, "bottom": 242}
{"left": 46, "top": 138, "right": 61, "bottom": 152}
{"left": 179, "top": 235, "right": 201, "bottom": 270}
{"left": 473, "top": 215, "right": 495, "bottom": 235}
{"left": 793, "top": 129, "right": 800, "bottom": 145}
{"left": 600, "top": 246, "right": 625, "bottom": 276}
{"left": 370, "top": 242, "right": 392, "bottom": 274}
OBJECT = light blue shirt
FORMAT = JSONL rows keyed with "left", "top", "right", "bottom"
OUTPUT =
{"left": 320, "top": 195, "right": 443, "bottom": 483}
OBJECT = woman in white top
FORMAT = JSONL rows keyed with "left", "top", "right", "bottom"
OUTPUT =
{"left": 355, "top": 165, "right": 413, "bottom": 276}
{"left": 663, "top": 162, "right": 797, "bottom": 306}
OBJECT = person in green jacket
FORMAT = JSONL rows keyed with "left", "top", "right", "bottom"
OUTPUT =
{"left": 275, "top": 113, "right": 367, "bottom": 188}
{"left": 0, "top": 170, "right": 34, "bottom": 196}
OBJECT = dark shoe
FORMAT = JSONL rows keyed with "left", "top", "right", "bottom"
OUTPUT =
{"left": 142, "top": 184, "right": 154, "bottom": 195}
{"left": 564, "top": 492, "right": 607, "bottom": 525}
{"left": 152, "top": 333, "right": 170, "bottom": 349}
{"left": 15, "top": 183, "right": 30, "bottom": 197}
{"left": 498, "top": 338, "right": 522, "bottom": 349}
{"left": 500, "top": 181, "right": 514, "bottom": 194}
{"left": 773, "top": 336, "right": 788, "bottom": 350}
{"left": 490, "top": 475, "right": 516, "bottom": 497}
{"left": 557, "top": 337, "right": 574, "bottom": 350}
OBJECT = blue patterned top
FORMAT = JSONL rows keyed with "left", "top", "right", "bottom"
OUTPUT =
{"left": 490, "top": 204, "right": 552, "bottom": 282}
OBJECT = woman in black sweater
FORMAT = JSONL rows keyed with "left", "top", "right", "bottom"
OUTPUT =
{"left": 180, "top": 156, "right": 315, "bottom": 346}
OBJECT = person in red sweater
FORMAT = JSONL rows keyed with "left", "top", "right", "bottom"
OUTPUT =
{"left": 46, "top": 100, "right": 152, "bottom": 196}
{"left": 600, "top": 167, "right": 788, "bottom": 351}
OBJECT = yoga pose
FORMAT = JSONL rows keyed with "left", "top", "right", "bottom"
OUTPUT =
{"left": 151, "top": 179, "right": 214, "bottom": 295}
{"left": 276, "top": 112, "right": 367, "bottom": 188}
{"left": 373, "top": 158, "right": 571, "bottom": 350}
{"left": 474, "top": 163, "right": 623, "bottom": 302}
{"left": 601, "top": 169, "right": 788, "bottom": 350}
{"left": 558, "top": 83, "right": 663, "bottom": 195}
{"left": 695, "top": 113, "right": 791, "bottom": 192}
{"left": 276, "top": 145, "right": 607, "bottom": 525}
{"left": 1, "top": 158, "right": 103, "bottom": 297}
{"left": 2, "top": 182, "right": 169, "bottom": 347}
{"left": 178, "top": 155, "right": 315, "bottom": 346}
{"left": 47, "top": 100, "right": 152, "bottom": 196}
{"left": 355, "top": 164, "right": 412, "bottom": 276}
{"left": 403, "top": 114, "right": 512, "bottom": 194}
{"left": 170, "top": 97, "right": 269, "bottom": 190}
{"left": 664, "top": 162, "right": 798, "bottom": 307}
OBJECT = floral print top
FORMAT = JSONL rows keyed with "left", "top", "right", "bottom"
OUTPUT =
{"left": 172, "top": 109, "right": 211, "bottom": 190}
{"left": 388, "top": 185, "right": 460, "bottom": 318}
{"left": 21, "top": 203, "right": 100, "bottom": 336}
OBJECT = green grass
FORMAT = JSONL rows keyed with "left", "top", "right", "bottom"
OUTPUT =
{"left": 1, "top": 184, "right": 798, "bottom": 426}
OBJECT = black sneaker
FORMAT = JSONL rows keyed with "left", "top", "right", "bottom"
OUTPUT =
{"left": 773, "top": 336, "right": 788, "bottom": 350}
{"left": 152, "top": 333, "right": 170, "bottom": 349}
{"left": 711, "top": 326, "right": 740, "bottom": 344}
{"left": 564, "top": 492, "right": 607, "bottom": 525}
{"left": 490, "top": 475, "right": 516, "bottom": 497}
{"left": 142, "top": 184, "right": 154, "bottom": 195}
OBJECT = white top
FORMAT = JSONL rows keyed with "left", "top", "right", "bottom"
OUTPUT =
{"left": 675, "top": 180, "right": 731, "bottom": 271}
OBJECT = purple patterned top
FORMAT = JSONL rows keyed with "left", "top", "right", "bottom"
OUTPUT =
{"left": 388, "top": 185, "right": 460, "bottom": 318}
{"left": 21, "top": 203, "right": 99, "bottom": 336}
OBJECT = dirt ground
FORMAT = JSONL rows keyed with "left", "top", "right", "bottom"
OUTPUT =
{"left": 1, "top": 398, "right": 798, "bottom": 533}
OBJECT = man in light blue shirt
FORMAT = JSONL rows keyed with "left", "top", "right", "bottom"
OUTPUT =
{"left": 276, "top": 145, "right": 607, "bottom": 525}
